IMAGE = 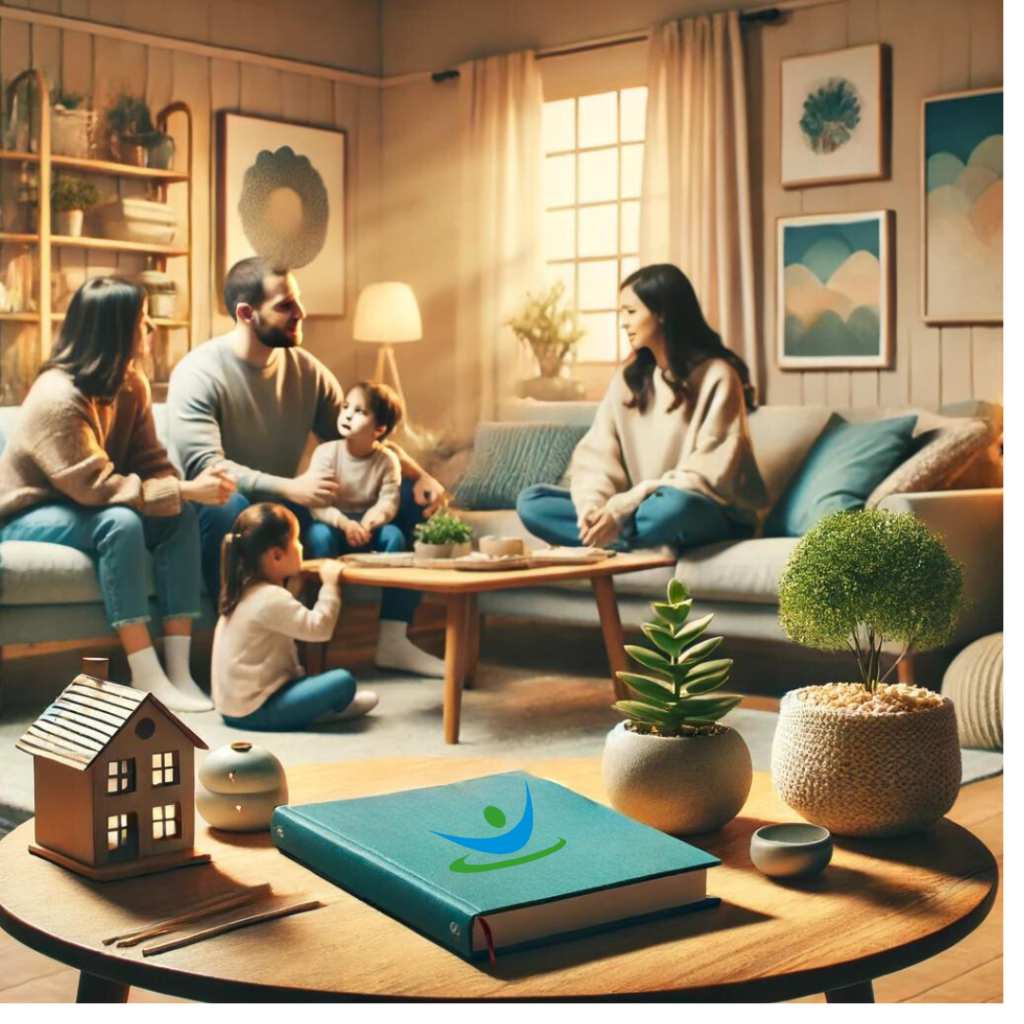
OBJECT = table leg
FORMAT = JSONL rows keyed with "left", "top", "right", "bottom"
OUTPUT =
{"left": 77, "top": 972, "right": 129, "bottom": 1003}
{"left": 825, "top": 980, "right": 875, "bottom": 1003}
{"left": 464, "top": 598, "right": 481, "bottom": 690}
{"left": 444, "top": 594, "right": 471, "bottom": 744}
{"left": 591, "top": 576, "right": 629, "bottom": 701}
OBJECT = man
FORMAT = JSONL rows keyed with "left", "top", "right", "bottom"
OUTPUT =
{"left": 167, "top": 257, "right": 446, "bottom": 676}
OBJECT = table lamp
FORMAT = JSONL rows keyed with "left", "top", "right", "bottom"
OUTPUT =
{"left": 353, "top": 281, "right": 422, "bottom": 407}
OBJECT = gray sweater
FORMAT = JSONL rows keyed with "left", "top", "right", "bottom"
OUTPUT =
{"left": 166, "top": 336, "right": 344, "bottom": 499}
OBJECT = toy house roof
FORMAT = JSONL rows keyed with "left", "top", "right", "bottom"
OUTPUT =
{"left": 16, "top": 674, "right": 208, "bottom": 771}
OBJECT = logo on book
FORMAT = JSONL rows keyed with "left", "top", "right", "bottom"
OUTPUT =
{"left": 430, "top": 781, "right": 567, "bottom": 873}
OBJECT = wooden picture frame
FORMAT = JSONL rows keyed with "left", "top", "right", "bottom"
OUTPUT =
{"left": 781, "top": 43, "right": 888, "bottom": 189}
{"left": 921, "top": 87, "right": 1003, "bottom": 325}
{"left": 777, "top": 210, "right": 893, "bottom": 371}
{"left": 217, "top": 112, "right": 346, "bottom": 316}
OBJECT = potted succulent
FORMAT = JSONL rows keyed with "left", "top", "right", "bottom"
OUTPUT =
{"left": 413, "top": 511, "right": 473, "bottom": 560}
{"left": 51, "top": 88, "right": 95, "bottom": 159}
{"left": 507, "top": 280, "right": 586, "bottom": 401}
{"left": 773, "top": 509, "right": 965, "bottom": 838}
{"left": 104, "top": 92, "right": 155, "bottom": 166}
{"left": 51, "top": 174, "right": 100, "bottom": 237}
{"left": 602, "top": 579, "right": 752, "bottom": 835}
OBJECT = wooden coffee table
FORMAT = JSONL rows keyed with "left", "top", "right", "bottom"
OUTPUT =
{"left": 301, "top": 552, "right": 675, "bottom": 743}
{"left": 0, "top": 758, "right": 997, "bottom": 1002}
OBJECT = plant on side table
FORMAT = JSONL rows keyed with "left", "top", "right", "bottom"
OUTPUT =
{"left": 602, "top": 578, "right": 752, "bottom": 835}
{"left": 413, "top": 511, "right": 473, "bottom": 560}
{"left": 773, "top": 508, "right": 965, "bottom": 838}
{"left": 507, "top": 280, "right": 586, "bottom": 401}
{"left": 51, "top": 174, "right": 99, "bottom": 237}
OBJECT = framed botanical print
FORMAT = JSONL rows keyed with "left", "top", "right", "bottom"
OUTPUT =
{"left": 781, "top": 43, "right": 888, "bottom": 188}
{"left": 922, "top": 87, "right": 1003, "bottom": 324}
{"left": 777, "top": 210, "right": 893, "bottom": 370}
{"left": 217, "top": 112, "right": 346, "bottom": 316}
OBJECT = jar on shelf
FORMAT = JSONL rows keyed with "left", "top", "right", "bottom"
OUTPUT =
{"left": 137, "top": 269, "right": 178, "bottom": 319}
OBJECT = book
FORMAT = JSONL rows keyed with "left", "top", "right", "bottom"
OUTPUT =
{"left": 271, "top": 770, "right": 720, "bottom": 961}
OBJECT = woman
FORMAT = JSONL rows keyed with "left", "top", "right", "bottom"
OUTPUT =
{"left": 518, "top": 264, "right": 767, "bottom": 551}
{"left": 0, "top": 277, "right": 236, "bottom": 711}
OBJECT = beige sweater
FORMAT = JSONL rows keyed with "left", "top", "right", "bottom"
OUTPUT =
{"left": 0, "top": 366, "right": 181, "bottom": 524}
{"left": 308, "top": 441, "right": 401, "bottom": 530}
{"left": 569, "top": 359, "right": 768, "bottom": 526}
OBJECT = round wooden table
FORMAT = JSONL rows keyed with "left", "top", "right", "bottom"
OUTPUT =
{"left": 0, "top": 758, "right": 998, "bottom": 1003}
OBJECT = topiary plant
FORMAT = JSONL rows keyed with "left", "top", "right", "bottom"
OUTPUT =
{"left": 414, "top": 511, "right": 473, "bottom": 546}
{"left": 613, "top": 578, "right": 742, "bottom": 736}
{"left": 777, "top": 509, "right": 964, "bottom": 692}
{"left": 51, "top": 174, "right": 99, "bottom": 212}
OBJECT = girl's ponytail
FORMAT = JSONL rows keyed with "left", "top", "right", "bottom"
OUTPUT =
{"left": 217, "top": 503, "right": 297, "bottom": 615}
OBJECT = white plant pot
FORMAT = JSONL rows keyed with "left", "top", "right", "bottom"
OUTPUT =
{"left": 55, "top": 209, "right": 84, "bottom": 237}
{"left": 414, "top": 541, "right": 452, "bottom": 559}
{"left": 602, "top": 721, "right": 752, "bottom": 835}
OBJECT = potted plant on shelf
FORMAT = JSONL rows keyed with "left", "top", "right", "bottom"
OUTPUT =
{"left": 773, "top": 509, "right": 965, "bottom": 838}
{"left": 51, "top": 174, "right": 99, "bottom": 238}
{"left": 413, "top": 511, "right": 473, "bottom": 560}
{"left": 104, "top": 92, "right": 156, "bottom": 166}
{"left": 507, "top": 280, "right": 586, "bottom": 401}
{"left": 51, "top": 88, "right": 95, "bottom": 159}
{"left": 602, "top": 578, "right": 752, "bottom": 835}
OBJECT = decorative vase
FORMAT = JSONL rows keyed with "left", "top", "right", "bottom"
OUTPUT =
{"left": 771, "top": 688, "right": 961, "bottom": 838}
{"left": 54, "top": 209, "right": 84, "bottom": 238}
{"left": 602, "top": 721, "right": 752, "bottom": 835}
{"left": 196, "top": 741, "right": 289, "bottom": 832}
{"left": 147, "top": 132, "right": 175, "bottom": 170}
{"left": 51, "top": 108, "right": 95, "bottom": 158}
{"left": 414, "top": 541, "right": 452, "bottom": 560}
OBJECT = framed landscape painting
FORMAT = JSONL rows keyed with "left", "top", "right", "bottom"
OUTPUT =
{"left": 922, "top": 88, "right": 1002, "bottom": 324}
{"left": 777, "top": 211, "right": 893, "bottom": 370}
{"left": 781, "top": 43, "right": 888, "bottom": 188}
{"left": 218, "top": 112, "right": 346, "bottom": 316}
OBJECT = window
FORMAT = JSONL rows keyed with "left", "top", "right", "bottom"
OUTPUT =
{"left": 152, "top": 750, "right": 179, "bottom": 787}
{"left": 106, "top": 812, "right": 135, "bottom": 854}
{"left": 152, "top": 803, "right": 181, "bottom": 841}
{"left": 543, "top": 87, "right": 647, "bottom": 363}
{"left": 106, "top": 758, "right": 135, "bottom": 795}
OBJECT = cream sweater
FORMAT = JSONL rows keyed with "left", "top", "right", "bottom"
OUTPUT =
{"left": 308, "top": 441, "right": 401, "bottom": 530}
{"left": 569, "top": 359, "right": 768, "bottom": 526}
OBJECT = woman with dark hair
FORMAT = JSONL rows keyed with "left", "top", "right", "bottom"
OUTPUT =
{"left": 518, "top": 264, "right": 767, "bottom": 551}
{"left": 0, "top": 277, "right": 236, "bottom": 711}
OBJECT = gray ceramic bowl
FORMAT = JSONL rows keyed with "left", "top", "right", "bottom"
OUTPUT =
{"left": 750, "top": 823, "right": 832, "bottom": 879}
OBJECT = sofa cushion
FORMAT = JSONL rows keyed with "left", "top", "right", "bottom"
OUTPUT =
{"left": 765, "top": 414, "right": 918, "bottom": 537}
{"left": 677, "top": 537, "right": 799, "bottom": 604}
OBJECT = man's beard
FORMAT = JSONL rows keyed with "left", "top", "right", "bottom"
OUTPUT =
{"left": 254, "top": 315, "right": 300, "bottom": 349}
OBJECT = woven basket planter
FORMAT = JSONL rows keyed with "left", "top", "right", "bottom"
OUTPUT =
{"left": 771, "top": 688, "right": 961, "bottom": 838}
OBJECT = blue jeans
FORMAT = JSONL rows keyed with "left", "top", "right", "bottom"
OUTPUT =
{"left": 0, "top": 502, "right": 201, "bottom": 629}
{"left": 221, "top": 668, "right": 357, "bottom": 731}
{"left": 516, "top": 484, "right": 750, "bottom": 551}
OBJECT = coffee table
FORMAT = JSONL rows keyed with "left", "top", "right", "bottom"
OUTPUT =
{"left": 0, "top": 758, "right": 997, "bottom": 1003}
{"left": 301, "top": 552, "right": 675, "bottom": 743}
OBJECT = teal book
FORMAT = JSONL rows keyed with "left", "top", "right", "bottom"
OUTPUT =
{"left": 271, "top": 770, "right": 720, "bottom": 961}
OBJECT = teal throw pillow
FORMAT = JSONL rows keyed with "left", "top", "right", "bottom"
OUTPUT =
{"left": 453, "top": 422, "right": 589, "bottom": 511}
{"left": 765, "top": 414, "right": 918, "bottom": 537}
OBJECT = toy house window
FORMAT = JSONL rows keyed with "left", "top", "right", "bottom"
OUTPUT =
{"left": 107, "top": 812, "right": 135, "bottom": 852}
{"left": 152, "top": 803, "right": 181, "bottom": 841}
{"left": 152, "top": 750, "right": 179, "bottom": 787}
{"left": 106, "top": 758, "right": 136, "bottom": 794}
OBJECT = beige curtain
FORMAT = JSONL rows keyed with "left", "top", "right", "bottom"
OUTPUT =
{"left": 454, "top": 51, "right": 544, "bottom": 434}
{"left": 639, "top": 11, "right": 758, "bottom": 386}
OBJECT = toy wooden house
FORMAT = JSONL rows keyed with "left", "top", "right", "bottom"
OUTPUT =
{"left": 16, "top": 672, "right": 210, "bottom": 881}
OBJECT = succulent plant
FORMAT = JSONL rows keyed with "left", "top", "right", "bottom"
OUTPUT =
{"left": 414, "top": 511, "right": 473, "bottom": 546}
{"left": 614, "top": 578, "right": 741, "bottom": 736}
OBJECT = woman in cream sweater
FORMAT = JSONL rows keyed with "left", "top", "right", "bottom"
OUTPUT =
{"left": 518, "top": 264, "right": 767, "bottom": 551}
{"left": 0, "top": 278, "right": 235, "bottom": 711}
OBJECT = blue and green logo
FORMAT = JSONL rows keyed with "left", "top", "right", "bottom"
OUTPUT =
{"left": 430, "top": 781, "right": 566, "bottom": 873}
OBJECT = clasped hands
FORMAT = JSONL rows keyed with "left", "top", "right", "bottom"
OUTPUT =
{"left": 579, "top": 505, "right": 622, "bottom": 548}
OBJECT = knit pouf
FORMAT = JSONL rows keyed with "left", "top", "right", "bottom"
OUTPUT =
{"left": 943, "top": 633, "right": 1003, "bottom": 750}
{"left": 771, "top": 689, "right": 961, "bottom": 838}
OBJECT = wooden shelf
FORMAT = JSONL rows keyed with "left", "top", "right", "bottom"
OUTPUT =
{"left": 50, "top": 313, "right": 190, "bottom": 328}
{"left": 0, "top": 150, "right": 38, "bottom": 164}
{"left": 0, "top": 149, "right": 188, "bottom": 183}
{"left": 0, "top": 232, "right": 39, "bottom": 245}
{"left": 0, "top": 312, "right": 40, "bottom": 322}
{"left": 51, "top": 235, "right": 188, "bottom": 256}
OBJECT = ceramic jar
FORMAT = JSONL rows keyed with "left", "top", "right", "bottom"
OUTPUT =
{"left": 602, "top": 721, "right": 752, "bottom": 835}
{"left": 196, "top": 741, "right": 289, "bottom": 832}
{"left": 147, "top": 132, "right": 176, "bottom": 170}
{"left": 54, "top": 209, "right": 84, "bottom": 238}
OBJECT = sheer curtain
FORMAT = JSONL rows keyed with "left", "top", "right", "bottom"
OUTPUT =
{"left": 639, "top": 11, "right": 758, "bottom": 386}
{"left": 454, "top": 51, "right": 544, "bottom": 434}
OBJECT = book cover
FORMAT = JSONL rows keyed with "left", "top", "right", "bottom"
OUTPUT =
{"left": 271, "top": 770, "right": 720, "bottom": 961}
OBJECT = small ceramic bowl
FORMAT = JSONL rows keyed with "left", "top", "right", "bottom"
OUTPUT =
{"left": 750, "top": 823, "right": 832, "bottom": 879}
{"left": 478, "top": 536, "right": 525, "bottom": 557}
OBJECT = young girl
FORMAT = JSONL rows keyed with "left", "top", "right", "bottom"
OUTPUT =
{"left": 212, "top": 502, "right": 378, "bottom": 730}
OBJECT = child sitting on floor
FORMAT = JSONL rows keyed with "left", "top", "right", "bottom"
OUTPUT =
{"left": 212, "top": 502, "right": 378, "bottom": 730}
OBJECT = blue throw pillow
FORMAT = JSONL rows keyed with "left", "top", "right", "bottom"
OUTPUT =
{"left": 765, "top": 414, "right": 918, "bottom": 537}
{"left": 453, "top": 422, "right": 589, "bottom": 511}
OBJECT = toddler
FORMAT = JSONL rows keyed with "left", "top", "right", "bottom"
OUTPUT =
{"left": 212, "top": 502, "right": 378, "bottom": 730}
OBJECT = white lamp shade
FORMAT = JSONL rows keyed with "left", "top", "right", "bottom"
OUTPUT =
{"left": 353, "top": 282, "right": 422, "bottom": 343}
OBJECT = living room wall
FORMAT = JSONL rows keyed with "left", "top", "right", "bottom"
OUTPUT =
{"left": 378, "top": 0, "right": 1003, "bottom": 428}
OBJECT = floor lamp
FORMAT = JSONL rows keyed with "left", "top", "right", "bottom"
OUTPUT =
{"left": 353, "top": 281, "right": 422, "bottom": 408}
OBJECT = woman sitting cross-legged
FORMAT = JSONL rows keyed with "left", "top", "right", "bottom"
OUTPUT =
{"left": 0, "top": 277, "right": 236, "bottom": 711}
{"left": 518, "top": 263, "right": 768, "bottom": 552}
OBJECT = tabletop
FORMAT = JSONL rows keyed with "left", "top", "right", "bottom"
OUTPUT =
{"left": 0, "top": 758, "right": 998, "bottom": 1002}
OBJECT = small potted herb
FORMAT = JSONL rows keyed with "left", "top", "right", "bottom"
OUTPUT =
{"left": 413, "top": 512, "right": 473, "bottom": 560}
{"left": 602, "top": 578, "right": 752, "bottom": 835}
{"left": 104, "top": 92, "right": 155, "bottom": 166}
{"left": 51, "top": 174, "right": 99, "bottom": 237}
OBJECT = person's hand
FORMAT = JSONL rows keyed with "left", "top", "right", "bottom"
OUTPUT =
{"left": 413, "top": 472, "right": 447, "bottom": 516}
{"left": 181, "top": 465, "right": 237, "bottom": 506}
{"left": 319, "top": 559, "right": 343, "bottom": 586}
{"left": 286, "top": 470, "right": 340, "bottom": 508}
{"left": 343, "top": 521, "right": 371, "bottom": 548}
{"left": 580, "top": 506, "right": 621, "bottom": 548}
{"left": 361, "top": 515, "right": 384, "bottom": 534}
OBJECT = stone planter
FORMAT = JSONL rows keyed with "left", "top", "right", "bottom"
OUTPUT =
{"left": 771, "top": 688, "right": 961, "bottom": 838}
{"left": 54, "top": 209, "right": 84, "bottom": 237}
{"left": 51, "top": 107, "right": 95, "bottom": 158}
{"left": 602, "top": 721, "right": 752, "bottom": 835}
{"left": 414, "top": 541, "right": 452, "bottom": 559}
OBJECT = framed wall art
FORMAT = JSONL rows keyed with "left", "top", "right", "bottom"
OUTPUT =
{"left": 922, "top": 87, "right": 1002, "bottom": 324}
{"left": 777, "top": 210, "right": 893, "bottom": 370}
{"left": 781, "top": 43, "right": 888, "bottom": 188}
{"left": 217, "top": 112, "right": 346, "bottom": 316}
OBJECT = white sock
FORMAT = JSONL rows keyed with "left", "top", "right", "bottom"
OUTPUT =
{"left": 127, "top": 646, "right": 211, "bottom": 713}
{"left": 374, "top": 620, "right": 446, "bottom": 678}
{"left": 162, "top": 635, "right": 212, "bottom": 708}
